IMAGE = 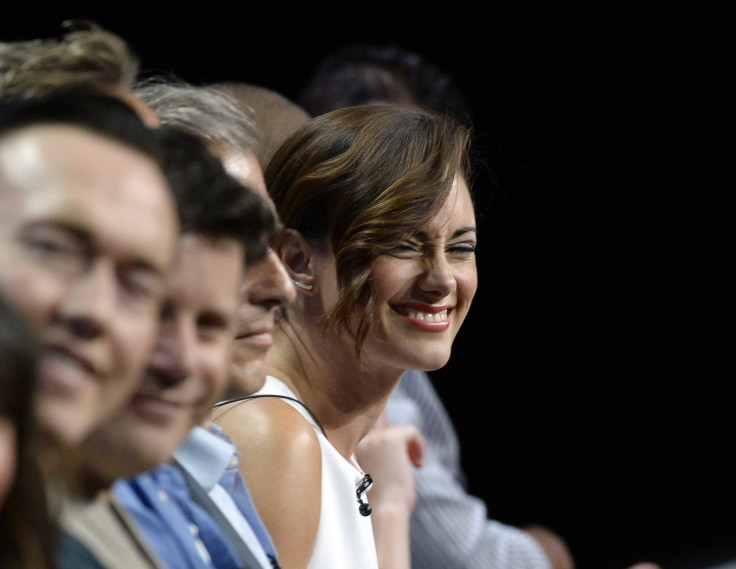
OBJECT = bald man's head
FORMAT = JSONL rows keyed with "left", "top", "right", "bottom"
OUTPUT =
{"left": 212, "top": 82, "right": 309, "bottom": 168}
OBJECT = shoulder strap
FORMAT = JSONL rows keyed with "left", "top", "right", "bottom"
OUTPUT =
{"left": 171, "top": 459, "right": 277, "bottom": 569}
{"left": 215, "top": 394, "right": 327, "bottom": 438}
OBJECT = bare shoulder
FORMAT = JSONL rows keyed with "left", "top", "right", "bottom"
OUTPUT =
{"left": 213, "top": 396, "right": 323, "bottom": 567}
{"left": 212, "top": 396, "right": 321, "bottom": 462}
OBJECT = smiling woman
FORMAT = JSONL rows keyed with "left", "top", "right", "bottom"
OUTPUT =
{"left": 211, "top": 104, "right": 477, "bottom": 569}
{"left": 365, "top": 177, "right": 477, "bottom": 370}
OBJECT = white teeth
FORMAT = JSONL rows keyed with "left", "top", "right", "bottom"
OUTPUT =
{"left": 407, "top": 310, "right": 448, "bottom": 322}
{"left": 48, "top": 350, "right": 86, "bottom": 370}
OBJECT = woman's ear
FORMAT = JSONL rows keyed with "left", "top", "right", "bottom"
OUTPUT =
{"left": 278, "top": 229, "right": 316, "bottom": 293}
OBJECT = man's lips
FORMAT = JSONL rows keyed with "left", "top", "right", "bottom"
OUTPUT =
{"left": 130, "top": 392, "right": 193, "bottom": 424}
{"left": 39, "top": 344, "right": 101, "bottom": 395}
{"left": 234, "top": 329, "right": 274, "bottom": 349}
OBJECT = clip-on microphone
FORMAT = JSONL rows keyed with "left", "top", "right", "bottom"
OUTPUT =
{"left": 356, "top": 473, "right": 373, "bottom": 517}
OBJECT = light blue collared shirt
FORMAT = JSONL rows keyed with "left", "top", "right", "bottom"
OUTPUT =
{"left": 174, "top": 424, "right": 279, "bottom": 569}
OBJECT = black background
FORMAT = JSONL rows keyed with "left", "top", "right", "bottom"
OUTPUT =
{"left": 3, "top": 3, "right": 730, "bottom": 569}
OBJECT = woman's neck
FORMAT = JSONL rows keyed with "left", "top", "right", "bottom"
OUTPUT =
{"left": 267, "top": 321, "right": 403, "bottom": 459}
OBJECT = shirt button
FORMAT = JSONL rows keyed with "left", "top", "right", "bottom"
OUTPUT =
{"left": 157, "top": 489, "right": 169, "bottom": 501}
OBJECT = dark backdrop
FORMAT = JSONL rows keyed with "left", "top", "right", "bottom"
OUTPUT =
{"left": 3, "top": 3, "right": 730, "bottom": 569}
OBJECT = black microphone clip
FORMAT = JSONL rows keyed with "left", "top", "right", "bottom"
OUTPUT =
{"left": 356, "top": 473, "right": 373, "bottom": 517}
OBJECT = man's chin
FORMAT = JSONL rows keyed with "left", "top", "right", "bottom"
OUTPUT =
{"left": 227, "top": 361, "right": 267, "bottom": 396}
{"left": 35, "top": 398, "right": 91, "bottom": 447}
{"left": 130, "top": 434, "right": 187, "bottom": 475}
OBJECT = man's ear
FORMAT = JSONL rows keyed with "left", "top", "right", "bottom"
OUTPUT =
{"left": 278, "top": 229, "right": 316, "bottom": 293}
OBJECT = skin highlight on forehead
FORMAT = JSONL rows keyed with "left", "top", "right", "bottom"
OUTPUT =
{"left": 2, "top": 125, "right": 178, "bottom": 273}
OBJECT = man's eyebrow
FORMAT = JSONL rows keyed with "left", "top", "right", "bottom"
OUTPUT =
{"left": 41, "top": 220, "right": 169, "bottom": 277}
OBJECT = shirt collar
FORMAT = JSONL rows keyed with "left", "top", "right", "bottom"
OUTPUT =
{"left": 173, "top": 424, "right": 238, "bottom": 492}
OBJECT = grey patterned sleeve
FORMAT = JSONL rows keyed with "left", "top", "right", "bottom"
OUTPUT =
{"left": 387, "top": 370, "right": 552, "bottom": 569}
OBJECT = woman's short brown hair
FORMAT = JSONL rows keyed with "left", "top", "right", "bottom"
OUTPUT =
{"left": 265, "top": 104, "right": 473, "bottom": 352}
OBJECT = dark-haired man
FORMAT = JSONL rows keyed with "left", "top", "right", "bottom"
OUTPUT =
{"left": 0, "top": 94, "right": 179, "bottom": 449}
{"left": 57, "top": 124, "right": 275, "bottom": 569}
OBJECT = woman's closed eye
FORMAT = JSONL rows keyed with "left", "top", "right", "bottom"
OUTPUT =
{"left": 446, "top": 241, "right": 476, "bottom": 259}
{"left": 388, "top": 240, "right": 422, "bottom": 256}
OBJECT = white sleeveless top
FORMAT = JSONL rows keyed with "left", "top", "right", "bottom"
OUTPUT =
{"left": 254, "top": 375, "right": 379, "bottom": 569}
